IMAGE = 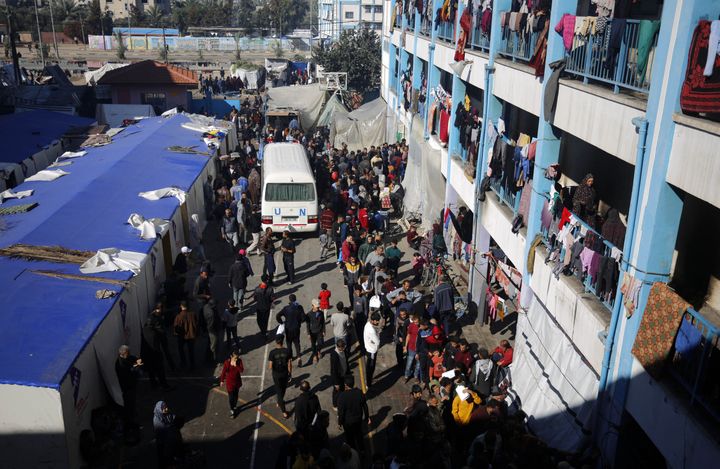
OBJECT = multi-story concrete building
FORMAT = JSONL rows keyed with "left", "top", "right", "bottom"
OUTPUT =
{"left": 101, "top": 0, "right": 171, "bottom": 21}
{"left": 319, "top": 0, "right": 383, "bottom": 41}
{"left": 383, "top": 0, "right": 720, "bottom": 466}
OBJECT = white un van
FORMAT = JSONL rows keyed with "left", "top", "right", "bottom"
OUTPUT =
{"left": 261, "top": 142, "right": 318, "bottom": 233}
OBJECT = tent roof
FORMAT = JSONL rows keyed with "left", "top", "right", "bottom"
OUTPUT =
{"left": 0, "top": 110, "right": 95, "bottom": 164}
{"left": 98, "top": 60, "right": 197, "bottom": 86}
{"left": 0, "top": 114, "right": 215, "bottom": 389}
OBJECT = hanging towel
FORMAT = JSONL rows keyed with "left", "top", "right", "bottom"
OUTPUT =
{"left": 681, "top": 20, "right": 720, "bottom": 114}
{"left": 703, "top": 20, "right": 720, "bottom": 76}
{"left": 605, "top": 19, "right": 627, "bottom": 73}
{"left": 631, "top": 283, "right": 690, "bottom": 379}
{"left": 554, "top": 13, "right": 576, "bottom": 51}
{"left": 637, "top": 20, "right": 660, "bottom": 83}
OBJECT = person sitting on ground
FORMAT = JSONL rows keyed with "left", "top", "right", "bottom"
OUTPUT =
{"left": 492, "top": 340, "right": 514, "bottom": 367}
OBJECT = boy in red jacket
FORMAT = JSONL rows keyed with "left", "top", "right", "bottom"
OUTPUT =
{"left": 220, "top": 349, "right": 244, "bottom": 418}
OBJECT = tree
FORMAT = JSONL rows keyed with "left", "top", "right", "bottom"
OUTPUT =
{"left": 313, "top": 29, "right": 380, "bottom": 93}
{"left": 85, "top": 0, "right": 111, "bottom": 35}
{"left": 272, "top": 40, "right": 284, "bottom": 58}
{"left": 233, "top": 32, "right": 242, "bottom": 61}
{"left": 129, "top": 5, "right": 145, "bottom": 26}
{"left": 115, "top": 31, "right": 127, "bottom": 60}
{"left": 63, "top": 20, "right": 83, "bottom": 41}
{"left": 56, "top": 0, "right": 79, "bottom": 23}
{"left": 256, "top": 0, "right": 307, "bottom": 36}
{"left": 236, "top": 0, "right": 255, "bottom": 32}
{"left": 145, "top": 5, "right": 165, "bottom": 27}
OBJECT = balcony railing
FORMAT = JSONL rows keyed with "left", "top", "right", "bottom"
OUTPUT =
{"left": 498, "top": 29, "right": 538, "bottom": 62}
{"left": 470, "top": 25, "right": 490, "bottom": 52}
{"left": 420, "top": 17, "right": 432, "bottom": 37}
{"left": 489, "top": 178, "right": 520, "bottom": 213}
{"left": 668, "top": 308, "right": 720, "bottom": 425}
{"left": 407, "top": 14, "right": 416, "bottom": 33}
{"left": 541, "top": 208, "right": 623, "bottom": 313}
{"left": 395, "top": 14, "right": 402, "bottom": 29}
{"left": 565, "top": 19, "right": 659, "bottom": 94}
{"left": 437, "top": 21, "right": 454, "bottom": 43}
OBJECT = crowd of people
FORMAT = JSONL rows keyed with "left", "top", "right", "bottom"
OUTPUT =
{"left": 107, "top": 96, "right": 591, "bottom": 469}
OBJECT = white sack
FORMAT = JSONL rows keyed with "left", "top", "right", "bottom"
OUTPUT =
{"left": 80, "top": 248, "right": 147, "bottom": 275}
{"left": 0, "top": 189, "right": 34, "bottom": 204}
{"left": 127, "top": 213, "right": 170, "bottom": 240}
{"left": 138, "top": 187, "right": 187, "bottom": 204}
{"left": 24, "top": 169, "right": 69, "bottom": 182}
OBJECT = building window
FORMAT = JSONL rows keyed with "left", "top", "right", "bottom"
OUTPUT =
{"left": 344, "top": 11, "right": 354, "bottom": 19}
{"left": 364, "top": 6, "right": 371, "bottom": 13}
{"left": 375, "top": 6, "right": 382, "bottom": 13}
{"left": 141, "top": 92, "right": 167, "bottom": 113}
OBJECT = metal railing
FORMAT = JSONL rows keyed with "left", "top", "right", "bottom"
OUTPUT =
{"left": 498, "top": 29, "right": 538, "bottom": 62}
{"left": 564, "top": 19, "right": 659, "bottom": 94}
{"left": 668, "top": 308, "right": 720, "bottom": 425}
{"left": 489, "top": 178, "right": 520, "bottom": 213}
{"left": 395, "top": 14, "right": 402, "bottom": 29}
{"left": 420, "top": 17, "right": 432, "bottom": 37}
{"left": 407, "top": 14, "right": 416, "bottom": 33}
{"left": 437, "top": 21, "right": 454, "bottom": 43}
{"left": 470, "top": 24, "right": 491, "bottom": 52}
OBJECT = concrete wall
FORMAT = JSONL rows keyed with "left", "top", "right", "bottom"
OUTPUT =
{"left": 111, "top": 85, "right": 190, "bottom": 113}
{"left": 478, "top": 196, "right": 526, "bottom": 270}
{"left": 492, "top": 62, "right": 543, "bottom": 117}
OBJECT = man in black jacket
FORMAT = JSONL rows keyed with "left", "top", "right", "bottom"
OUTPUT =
{"left": 141, "top": 304, "right": 173, "bottom": 390}
{"left": 306, "top": 299, "right": 326, "bottom": 364}
{"left": 253, "top": 275, "right": 274, "bottom": 336}
{"left": 228, "top": 249, "right": 254, "bottom": 309}
{"left": 115, "top": 345, "right": 143, "bottom": 427}
{"left": 329, "top": 339, "right": 350, "bottom": 410}
{"left": 434, "top": 276, "right": 455, "bottom": 336}
{"left": 294, "top": 380, "right": 321, "bottom": 436}
{"left": 337, "top": 375, "right": 370, "bottom": 451}
{"left": 276, "top": 294, "right": 305, "bottom": 367}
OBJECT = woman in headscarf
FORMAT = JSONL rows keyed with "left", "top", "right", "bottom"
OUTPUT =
{"left": 248, "top": 167, "right": 261, "bottom": 205}
{"left": 572, "top": 174, "right": 598, "bottom": 225}
{"left": 601, "top": 208, "right": 627, "bottom": 248}
{"left": 153, "top": 401, "right": 184, "bottom": 468}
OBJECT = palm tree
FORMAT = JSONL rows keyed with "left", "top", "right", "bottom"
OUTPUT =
{"left": 56, "top": 0, "right": 79, "bottom": 23}
{"left": 145, "top": 5, "right": 164, "bottom": 27}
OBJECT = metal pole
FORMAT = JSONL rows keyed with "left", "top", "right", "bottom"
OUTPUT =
{"left": 6, "top": 7, "right": 21, "bottom": 85}
{"left": 48, "top": 0, "right": 60, "bottom": 59}
{"left": 79, "top": 15, "right": 85, "bottom": 46}
{"left": 33, "top": 0, "right": 45, "bottom": 67}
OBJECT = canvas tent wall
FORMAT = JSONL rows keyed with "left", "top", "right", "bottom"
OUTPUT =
{"left": 230, "top": 66, "right": 266, "bottom": 90}
{"left": 510, "top": 298, "right": 599, "bottom": 453}
{"left": 0, "top": 114, "right": 222, "bottom": 468}
{"left": 330, "top": 97, "right": 387, "bottom": 151}
{"left": 317, "top": 93, "right": 347, "bottom": 128}
{"left": 265, "top": 83, "right": 326, "bottom": 131}
{"left": 0, "top": 110, "right": 95, "bottom": 189}
{"left": 96, "top": 104, "right": 156, "bottom": 128}
{"left": 84, "top": 63, "right": 129, "bottom": 85}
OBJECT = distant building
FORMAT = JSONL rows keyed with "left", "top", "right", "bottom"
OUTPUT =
{"left": 100, "top": 0, "right": 171, "bottom": 21}
{"left": 318, "top": 0, "right": 383, "bottom": 41}
{"left": 98, "top": 60, "right": 197, "bottom": 114}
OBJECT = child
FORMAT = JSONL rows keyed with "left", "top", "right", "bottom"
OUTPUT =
{"left": 429, "top": 348, "right": 446, "bottom": 382}
{"left": 222, "top": 299, "right": 240, "bottom": 350}
{"left": 411, "top": 252, "right": 426, "bottom": 286}
{"left": 318, "top": 282, "right": 332, "bottom": 318}
{"left": 319, "top": 229, "right": 333, "bottom": 260}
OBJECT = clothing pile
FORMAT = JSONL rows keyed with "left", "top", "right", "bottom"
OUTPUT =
{"left": 453, "top": 94, "right": 482, "bottom": 164}
{"left": 434, "top": 0, "right": 459, "bottom": 33}
{"left": 480, "top": 119, "right": 536, "bottom": 204}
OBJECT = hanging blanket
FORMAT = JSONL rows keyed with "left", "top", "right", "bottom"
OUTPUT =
{"left": 631, "top": 283, "right": 690, "bottom": 379}
{"left": 681, "top": 20, "right": 720, "bottom": 115}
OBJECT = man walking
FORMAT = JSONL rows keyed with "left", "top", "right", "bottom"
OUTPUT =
{"left": 268, "top": 336, "right": 292, "bottom": 419}
{"left": 203, "top": 298, "right": 221, "bottom": 363}
{"left": 280, "top": 230, "right": 296, "bottom": 284}
{"left": 253, "top": 275, "right": 274, "bottom": 336}
{"left": 306, "top": 299, "right": 326, "bottom": 364}
{"left": 276, "top": 294, "right": 305, "bottom": 367}
{"left": 294, "top": 380, "right": 321, "bottom": 436}
{"left": 337, "top": 375, "right": 370, "bottom": 451}
{"left": 141, "top": 305, "right": 173, "bottom": 390}
{"left": 173, "top": 301, "right": 198, "bottom": 370}
{"left": 331, "top": 302, "right": 351, "bottom": 346}
{"left": 221, "top": 208, "right": 240, "bottom": 249}
{"left": 363, "top": 312, "right": 381, "bottom": 390}
{"left": 228, "top": 249, "right": 253, "bottom": 309}
{"left": 115, "top": 345, "right": 143, "bottom": 428}
{"left": 330, "top": 339, "right": 350, "bottom": 410}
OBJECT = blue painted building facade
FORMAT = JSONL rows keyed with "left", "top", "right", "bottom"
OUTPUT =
{"left": 382, "top": 0, "right": 720, "bottom": 466}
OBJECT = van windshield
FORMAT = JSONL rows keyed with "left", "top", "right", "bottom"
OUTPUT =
{"left": 265, "top": 183, "right": 315, "bottom": 202}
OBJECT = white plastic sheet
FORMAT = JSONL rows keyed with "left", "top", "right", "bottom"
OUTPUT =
{"left": 84, "top": 63, "right": 128, "bottom": 85}
{"left": 95, "top": 104, "right": 156, "bottom": 128}
{"left": 317, "top": 93, "right": 347, "bottom": 127}
{"left": 511, "top": 298, "right": 599, "bottom": 453}
{"left": 138, "top": 187, "right": 187, "bottom": 204}
{"left": 79, "top": 248, "right": 146, "bottom": 275}
{"left": 266, "top": 83, "right": 326, "bottom": 130}
{"left": 230, "top": 67, "right": 265, "bottom": 90}
{"left": 24, "top": 169, "right": 69, "bottom": 182}
{"left": 127, "top": 213, "right": 170, "bottom": 240}
{"left": 330, "top": 98, "right": 388, "bottom": 151}
{"left": 57, "top": 151, "right": 87, "bottom": 161}
{"left": 0, "top": 189, "right": 33, "bottom": 204}
{"left": 402, "top": 115, "right": 446, "bottom": 230}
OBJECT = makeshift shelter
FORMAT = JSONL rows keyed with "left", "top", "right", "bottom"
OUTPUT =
{"left": 84, "top": 63, "right": 129, "bottom": 86}
{"left": 265, "top": 83, "right": 326, "bottom": 131}
{"left": 0, "top": 110, "right": 96, "bottom": 191}
{"left": 96, "top": 103, "right": 156, "bottom": 128}
{"left": 316, "top": 93, "right": 347, "bottom": 127}
{"left": 0, "top": 114, "right": 231, "bottom": 468}
{"left": 330, "top": 97, "right": 387, "bottom": 151}
{"left": 264, "top": 58, "right": 290, "bottom": 74}
{"left": 402, "top": 114, "right": 446, "bottom": 230}
{"left": 230, "top": 65, "right": 266, "bottom": 90}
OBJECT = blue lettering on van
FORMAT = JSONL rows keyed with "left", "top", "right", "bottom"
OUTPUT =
{"left": 274, "top": 208, "right": 281, "bottom": 216}
{"left": 299, "top": 208, "right": 307, "bottom": 216}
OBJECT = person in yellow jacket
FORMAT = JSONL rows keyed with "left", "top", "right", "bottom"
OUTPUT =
{"left": 451, "top": 385, "right": 482, "bottom": 426}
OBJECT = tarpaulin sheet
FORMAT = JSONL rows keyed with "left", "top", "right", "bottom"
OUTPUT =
{"left": 96, "top": 104, "right": 156, "bottom": 128}
{"left": 316, "top": 93, "right": 347, "bottom": 128}
{"left": 330, "top": 98, "right": 387, "bottom": 151}
{"left": 265, "top": 58, "right": 290, "bottom": 73}
{"left": 403, "top": 114, "right": 446, "bottom": 230}
{"left": 266, "top": 83, "right": 326, "bottom": 130}
{"left": 84, "top": 63, "right": 129, "bottom": 85}
{"left": 230, "top": 66, "right": 266, "bottom": 90}
{"left": 0, "top": 115, "right": 212, "bottom": 388}
{"left": 0, "top": 110, "right": 95, "bottom": 164}
{"left": 511, "top": 297, "right": 598, "bottom": 453}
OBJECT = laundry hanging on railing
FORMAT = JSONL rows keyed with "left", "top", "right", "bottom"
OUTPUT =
{"left": 681, "top": 20, "right": 720, "bottom": 115}
{"left": 428, "top": 84, "right": 452, "bottom": 141}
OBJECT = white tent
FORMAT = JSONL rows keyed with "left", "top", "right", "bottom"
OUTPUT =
{"left": 316, "top": 93, "right": 347, "bottom": 128}
{"left": 230, "top": 66, "right": 266, "bottom": 90}
{"left": 96, "top": 104, "right": 156, "bottom": 128}
{"left": 264, "top": 58, "right": 290, "bottom": 74}
{"left": 84, "top": 63, "right": 128, "bottom": 85}
{"left": 330, "top": 97, "right": 387, "bottom": 152}
{"left": 266, "top": 83, "right": 327, "bottom": 130}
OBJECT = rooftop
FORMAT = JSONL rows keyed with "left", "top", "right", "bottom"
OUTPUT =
{"left": 98, "top": 60, "right": 198, "bottom": 87}
{"left": 0, "top": 114, "right": 217, "bottom": 389}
